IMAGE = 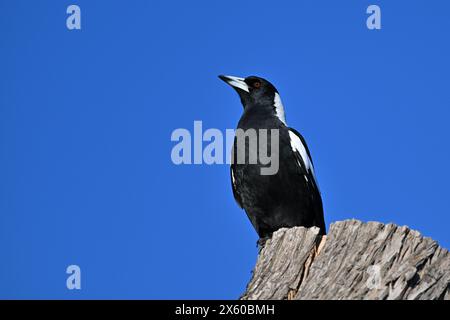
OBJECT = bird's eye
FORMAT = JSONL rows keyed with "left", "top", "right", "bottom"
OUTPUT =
{"left": 253, "top": 81, "right": 261, "bottom": 88}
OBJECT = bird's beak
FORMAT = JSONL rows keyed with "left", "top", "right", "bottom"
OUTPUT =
{"left": 218, "top": 75, "right": 249, "bottom": 93}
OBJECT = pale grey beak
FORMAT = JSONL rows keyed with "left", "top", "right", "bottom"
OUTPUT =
{"left": 218, "top": 75, "right": 249, "bottom": 93}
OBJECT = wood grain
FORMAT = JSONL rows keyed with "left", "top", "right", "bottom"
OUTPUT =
{"left": 241, "top": 220, "right": 449, "bottom": 300}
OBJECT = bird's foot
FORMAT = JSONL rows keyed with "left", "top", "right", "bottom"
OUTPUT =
{"left": 257, "top": 236, "right": 270, "bottom": 253}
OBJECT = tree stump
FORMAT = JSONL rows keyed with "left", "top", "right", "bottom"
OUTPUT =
{"left": 241, "top": 219, "right": 450, "bottom": 300}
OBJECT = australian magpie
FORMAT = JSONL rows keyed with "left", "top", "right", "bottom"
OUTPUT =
{"left": 219, "top": 75, "right": 326, "bottom": 243}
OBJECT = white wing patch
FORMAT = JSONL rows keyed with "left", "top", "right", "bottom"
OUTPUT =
{"left": 288, "top": 130, "right": 318, "bottom": 187}
{"left": 274, "top": 93, "right": 287, "bottom": 125}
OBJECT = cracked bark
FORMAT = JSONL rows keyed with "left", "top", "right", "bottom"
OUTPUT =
{"left": 241, "top": 220, "right": 450, "bottom": 300}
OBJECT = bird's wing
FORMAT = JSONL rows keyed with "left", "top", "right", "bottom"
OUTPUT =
{"left": 230, "top": 164, "right": 243, "bottom": 208}
{"left": 230, "top": 135, "right": 243, "bottom": 208}
{"left": 288, "top": 127, "right": 326, "bottom": 233}
{"left": 287, "top": 127, "right": 320, "bottom": 192}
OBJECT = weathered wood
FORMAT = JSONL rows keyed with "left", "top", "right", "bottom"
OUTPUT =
{"left": 241, "top": 220, "right": 450, "bottom": 300}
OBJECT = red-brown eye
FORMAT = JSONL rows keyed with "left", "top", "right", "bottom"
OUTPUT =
{"left": 253, "top": 82, "right": 261, "bottom": 88}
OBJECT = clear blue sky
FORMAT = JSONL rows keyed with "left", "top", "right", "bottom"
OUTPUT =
{"left": 1, "top": 0, "right": 449, "bottom": 299}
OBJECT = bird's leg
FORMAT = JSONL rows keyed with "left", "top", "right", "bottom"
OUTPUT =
{"left": 257, "top": 236, "right": 270, "bottom": 253}
{"left": 314, "top": 235, "right": 327, "bottom": 256}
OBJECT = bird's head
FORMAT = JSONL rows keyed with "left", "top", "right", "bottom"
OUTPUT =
{"left": 218, "top": 75, "right": 279, "bottom": 107}
{"left": 219, "top": 75, "right": 286, "bottom": 124}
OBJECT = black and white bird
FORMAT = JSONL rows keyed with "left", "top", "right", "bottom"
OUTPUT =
{"left": 219, "top": 75, "right": 326, "bottom": 243}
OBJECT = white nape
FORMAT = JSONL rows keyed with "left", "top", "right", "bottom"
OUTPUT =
{"left": 274, "top": 93, "right": 287, "bottom": 125}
